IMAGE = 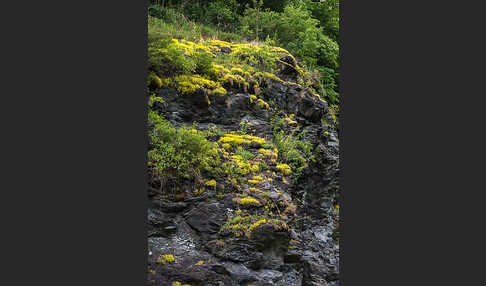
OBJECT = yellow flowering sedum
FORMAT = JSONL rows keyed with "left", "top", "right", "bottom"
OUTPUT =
{"left": 276, "top": 163, "right": 292, "bottom": 175}
{"left": 248, "top": 218, "right": 267, "bottom": 232}
{"left": 257, "top": 99, "right": 269, "bottom": 109}
{"left": 218, "top": 133, "right": 267, "bottom": 145}
{"left": 157, "top": 254, "right": 175, "bottom": 264}
{"left": 234, "top": 196, "right": 260, "bottom": 205}
{"left": 205, "top": 179, "right": 217, "bottom": 187}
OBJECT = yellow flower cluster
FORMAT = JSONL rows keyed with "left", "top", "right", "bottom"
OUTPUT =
{"left": 284, "top": 114, "right": 297, "bottom": 124}
{"left": 236, "top": 196, "right": 261, "bottom": 205}
{"left": 194, "top": 188, "right": 204, "bottom": 195}
{"left": 157, "top": 254, "right": 175, "bottom": 264}
{"left": 205, "top": 179, "right": 217, "bottom": 187}
{"left": 220, "top": 214, "right": 288, "bottom": 238}
{"left": 248, "top": 175, "right": 265, "bottom": 185}
{"left": 218, "top": 133, "right": 266, "bottom": 145}
{"left": 230, "top": 155, "right": 252, "bottom": 175}
{"left": 230, "top": 67, "right": 245, "bottom": 75}
{"left": 163, "top": 74, "right": 227, "bottom": 96}
{"left": 247, "top": 93, "right": 269, "bottom": 109}
{"left": 222, "top": 143, "right": 231, "bottom": 150}
{"left": 209, "top": 86, "right": 227, "bottom": 96}
{"left": 171, "top": 38, "right": 216, "bottom": 56}
{"left": 254, "top": 71, "right": 281, "bottom": 82}
{"left": 171, "top": 282, "right": 191, "bottom": 286}
{"left": 249, "top": 187, "right": 269, "bottom": 197}
{"left": 210, "top": 64, "right": 230, "bottom": 76}
{"left": 257, "top": 98, "right": 269, "bottom": 109}
{"left": 223, "top": 73, "right": 248, "bottom": 89}
{"left": 248, "top": 218, "right": 267, "bottom": 232}
{"left": 158, "top": 38, "right": 316, "bottom": 105}
{"left": 276, "top": 163, "right": 292, "bottom": 175}
{"left": 206, "top": 39, "right": 232, "bottom": 48}
{"left": 224, "top": 152, "right": 261, "bottom": 175}
{"left": 258, "top": 148, "right": 278, "bottom": 160}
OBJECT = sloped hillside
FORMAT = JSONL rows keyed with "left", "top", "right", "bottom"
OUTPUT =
{"left": 147, "top": 29, "right": 340, "bottom": 286}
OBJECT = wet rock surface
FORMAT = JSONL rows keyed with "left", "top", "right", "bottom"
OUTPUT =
{"left": 148, "top": 58, "right": 339, "bottom": 286}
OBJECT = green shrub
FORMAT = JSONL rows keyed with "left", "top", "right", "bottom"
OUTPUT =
{"left": 318, "top": 66, "right": 339, "bottom": 104}
{"left": 273, "top": 129, "right": 314, "bottom": 178}
{"left": 303, "top": 0, "right": 339, "bottom": 42}
{"left": 239, "top": 6, "right": 280, "bottom": 41}
{"left": 317, "top": 33, "right": 339, "bottom": 70}
{"left": 148, "top": 111, "right": 218, "bottom": 180}
{"left": 275, "top": 4, "right": 321, "bottom": 67}
{"left": 147, "top": 39, "right": 195, "bottom": 77}
{"left": 148, "top": 5, "right": 185, "bottom": 24}
{"left": 205, "top": 0, "right": 241, "bottom": 32}
{"left": 194, "top": 52, "right": 214, "bottom": 76}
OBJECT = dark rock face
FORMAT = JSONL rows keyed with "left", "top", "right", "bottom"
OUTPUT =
{"left": 148, "top": 65, "right": 339, "bottom": 285}
{"left": 185, "top": 202, "right": 226, "bottom": 234}
{"left": 263, "top": 81, "right": 328, "bottom": 124}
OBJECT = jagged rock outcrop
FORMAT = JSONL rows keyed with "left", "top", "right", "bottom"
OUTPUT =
{"left": 147, "top": 40, "right": 339, "bottom": 286}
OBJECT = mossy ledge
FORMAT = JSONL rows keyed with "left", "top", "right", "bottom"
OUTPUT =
{"left": 149, "top": 37, "right": 324, "bottom": 102}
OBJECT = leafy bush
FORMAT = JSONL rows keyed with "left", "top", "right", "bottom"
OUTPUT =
{"left": 237, "top": 2, "right": 340, "bottom": 100}
{"left": 318, "top": 66, "right": 339, "bottom": 104}
{"left": 303, "top": 0, "right": 339, "bottom": 41}
{"left": 205, "top": 0, "right": 241, "bottom": 32}
{"left": 275, "top": 4, "right": 322, "bottom": 67}
{"left": 147, "top": 33, "right": 197, "bottom": 77}
{"left": 147, "top": 0, "right": 340, "bottom": 102}
{"left": 239, "top": 6, "right": 280, "bottom": 41}
{"left": 194, "top": 52, "right": 214, "bottom": 76}
{"left": 148, "top": 111, "right": 218, "bottom": 180}
{"left": 148, "top": 5, "right": 186, "bottom": 24}
{"left": 273, "top": 129, "right": 314, "bottom": 178}
{"left": 317, "top": 33, "right": 339, "bottom": 70}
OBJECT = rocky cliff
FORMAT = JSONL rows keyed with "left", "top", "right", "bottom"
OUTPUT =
{"left": 147, "top": 38, "right": 340, "bottom": 286}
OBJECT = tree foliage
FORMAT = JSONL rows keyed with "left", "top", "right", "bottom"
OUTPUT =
{"left": 148, "top": 0, "right": 340, "bottom": 102}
